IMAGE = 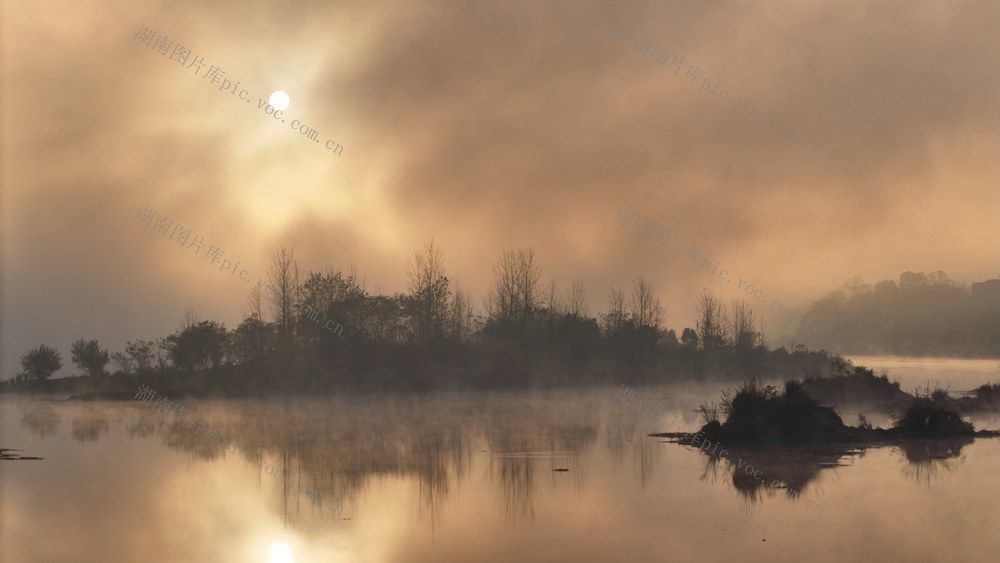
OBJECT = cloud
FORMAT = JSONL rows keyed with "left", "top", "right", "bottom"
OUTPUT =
{"left": 2, "top": 0, "right": 997, "bottom": 374}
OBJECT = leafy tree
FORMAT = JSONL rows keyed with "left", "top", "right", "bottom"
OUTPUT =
{"left": 840, "top": 275, "right": 871, "bottom": 296}
{"left": 111, "top": 351, "right": 134, "bottom": 375}
{"left": 297, "top": 269, "right": 366, "bottom": 344}
{"left": 660, "top": 328, "right": 679, "bottom": 346}
{"left": 70, "top": 339, "right": 110, "bottom": 377}
{"left": 550, "top": 313, "right": 601, "bottom": 364}
{"left": 19, "top": 344, "right": 63, "bottom": 381}
{"left": 680, "top": 328, "right": 700, "bottom": 348}
{"left": 161, "top": 321, "right": 228, "bottom": 371}
{"left": 404, "top": 240, "right": 451, "bottom": 345}
{"left": 355, "top": 294, "right": 407, "bottom": 343}
{"left": 125, "top": 340, "right": 156, "bottom": 372}
{"left": 290, "top": 266, "right": 368, "bottom": 345}
{"left": 797, "top": 270, "right": 995, "bottom": 355}
{"left": 230, "top": 315, "right": 277, "bottom": 364}
{"left": 328, "top": 267, "right": 368, "bottom": 339}
{"left": 899, "top": 271, "right": 929, "bottom": 289}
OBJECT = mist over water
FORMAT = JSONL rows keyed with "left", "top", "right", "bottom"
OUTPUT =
{"left": 4, "top": 361, "right": 1000, "bottom": 563}
{"left": 847, "top": 356, "right": 1000, "bottom": 394}
{"left": 3, "top": 0, "right": 999, "bottom": 561}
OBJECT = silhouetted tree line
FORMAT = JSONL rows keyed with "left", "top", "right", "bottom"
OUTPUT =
{"left": 795, "top": 271, "right": 1000, "bottom": 357}
{"left": 7, "top": 243, "right": 834, "bottom": 393}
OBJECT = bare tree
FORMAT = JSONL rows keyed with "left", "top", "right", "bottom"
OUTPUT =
{"left": 545, "top": 279, "right": 562, "bottom": 315}
{"left": 729, "top": 300, "right": 757, "bottom": 350}
{"left": 756, "top": 317, "right": 768, "bottom": 349}
{"left": 347, "top": 263, "right": 367, "bottom": 293}
{"left": 244, "top": 281, "right": 266, "bottom": 322}
{"left": 485, "top": 249, "right": 519, "bottom": 324}
{"left": 515, "top": 247, "right": 542, "bottom": 326}
{"left": 182, "top": 308, "right": 199, "bottom": 330}
{"left": 629, "top": 276, "right": 664, "bottom": 331}
{"left": 565, "top": 278, "right": 589, "bottom": 317}
{"left": 696, "top": 290, "right": 727, "bottom": 350}
{"left": 449, "top": 286, "right": 474, "bottom": 342}
{"left": 266, "top": 246, "right": 300, "bottom": 335}
{"left": 111, "top": 351, "right": 134, "bottom": 376}
{"left": 600, "top": 288, "right": 628, "bottom": 335}
{"left": 485, "top": 247, "right": 541, "bottom": 334}
{"left": 406, "top": 240, "right": 451, "bottom": 344}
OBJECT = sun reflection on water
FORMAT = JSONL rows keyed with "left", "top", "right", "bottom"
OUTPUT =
{"left": 269, "top": 542, "right": 293, "bottom": 563}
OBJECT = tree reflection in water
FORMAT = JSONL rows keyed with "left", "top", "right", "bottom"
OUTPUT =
{"left": 688, "top": 437, "right": 975, "bottom": 514}
{"left": 898, "top": 437, "right": 973, "bottom": 486}
{"left": 20, "top": 403, "right": 62, "bottom": 439}
{"left": 25, "top": 391, "right": 975, "bottom": 527}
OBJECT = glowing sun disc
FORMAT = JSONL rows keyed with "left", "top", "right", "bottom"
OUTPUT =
{"left": 269, "top": 542, "right": 292, "bottom": 563}
{"left": 268, "top": 91, "right": 290, "bottom": 111}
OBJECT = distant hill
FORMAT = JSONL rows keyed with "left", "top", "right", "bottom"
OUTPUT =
{"left": 794, "top": 271, "right": 1000, "bottom": 357}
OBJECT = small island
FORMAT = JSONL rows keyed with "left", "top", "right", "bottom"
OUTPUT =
{"left": 655, "top": 378, "right": 999, "bottom": 449}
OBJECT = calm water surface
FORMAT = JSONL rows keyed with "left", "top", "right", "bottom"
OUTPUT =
{"left": 2, "top": 371, "right": 1000, "bottom": 562}
{"left": 847, "top": 355, "right": 1000, "bottom": 393}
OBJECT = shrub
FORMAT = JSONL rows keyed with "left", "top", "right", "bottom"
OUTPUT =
{"left": 892, "top": 398, "right": 974, "bottom": 438}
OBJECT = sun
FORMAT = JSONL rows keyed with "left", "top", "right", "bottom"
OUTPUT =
{"left": 269, "top": 542, "right": 293, "bottom": 563}
{"left": 268, "top": 91, "right": 290, "bottom": 111}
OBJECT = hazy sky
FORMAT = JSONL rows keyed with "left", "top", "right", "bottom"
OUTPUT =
{"left": 2, "top": 0, "right": 998, "bottom": 377}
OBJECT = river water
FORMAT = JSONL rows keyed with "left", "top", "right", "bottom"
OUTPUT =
{"left": 2, "top": 360, "right": 999, "bottom": 562}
